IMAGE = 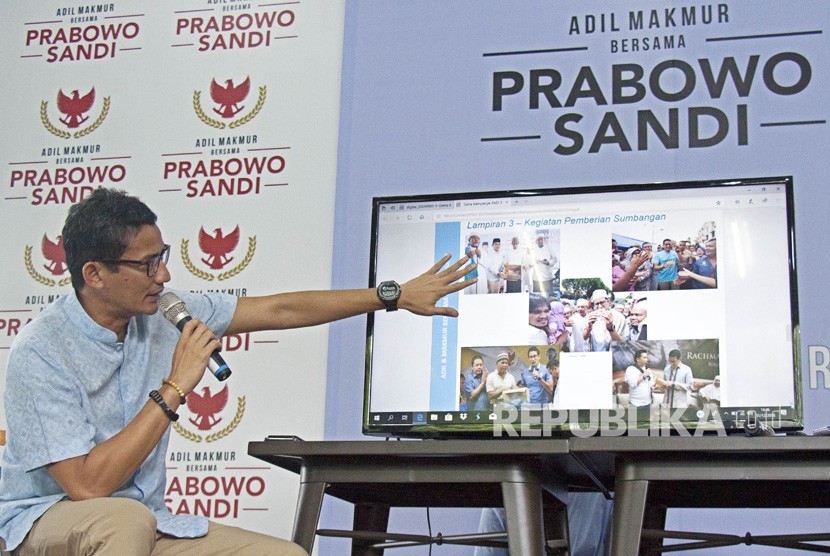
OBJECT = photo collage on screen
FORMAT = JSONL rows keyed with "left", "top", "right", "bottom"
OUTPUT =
{"left": 456, "top": 214, "right": 721, "bottom": 417}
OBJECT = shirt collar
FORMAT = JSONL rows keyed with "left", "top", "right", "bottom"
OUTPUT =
{"left": 64, "top": 289, "right": 122, "bottom": 346}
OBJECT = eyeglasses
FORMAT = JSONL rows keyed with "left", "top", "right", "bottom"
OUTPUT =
{"left": 99, "top": 244, "right": 170, "bottom": 277}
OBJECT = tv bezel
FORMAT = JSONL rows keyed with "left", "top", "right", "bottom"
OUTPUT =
{"left": 363, "top": 176, "right": 802, "bottom": 437}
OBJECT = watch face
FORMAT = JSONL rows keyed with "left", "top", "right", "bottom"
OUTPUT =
{"left": 379, "top": 281, "right": 400, "bottom": 300}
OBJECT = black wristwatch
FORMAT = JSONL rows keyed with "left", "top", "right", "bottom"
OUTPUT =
{"left": 377, "top": 280, "right": 401, "bottom": 312}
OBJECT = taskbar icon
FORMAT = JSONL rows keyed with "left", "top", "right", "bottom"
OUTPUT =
{"left": 370, "top": 411, "right": 493, "bottom": 425}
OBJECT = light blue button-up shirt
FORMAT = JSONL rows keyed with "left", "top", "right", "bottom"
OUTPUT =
{"left": 0, "top": 289, "right": 236, "bottom": 550}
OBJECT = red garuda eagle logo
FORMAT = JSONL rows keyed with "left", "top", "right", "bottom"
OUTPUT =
{"left": 210, "top": 77, "right": 250, "bottom": 119}
{"left": 187, "top": 385, "right": 229, "bottom": 431}
{"left": 57, "top": 88, "right": 95, "bottom": 128}
{"left": 198, "top": 226, "right": 240, "bottom": 270}
{"left": 41, "top": 234, "right": 66, "bottom": 275}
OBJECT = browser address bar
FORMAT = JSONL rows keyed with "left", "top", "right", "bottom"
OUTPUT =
{"left": 435, "top": 197, "right": 728, "bottom": 221}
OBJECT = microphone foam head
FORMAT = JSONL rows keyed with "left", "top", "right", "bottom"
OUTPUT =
{"left": 159, "top": 292, "right": 188, "bottom": 323}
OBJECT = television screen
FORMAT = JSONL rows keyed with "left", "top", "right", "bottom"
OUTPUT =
{"left": 364, "top": 177, "right": 800, "bottom": 436}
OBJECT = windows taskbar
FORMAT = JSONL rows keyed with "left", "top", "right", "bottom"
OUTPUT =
{"left": 368, "top": 406, "right": 798, "bottom": 428}
{"left": 369, "top": 411, "right": 494, "bottom": 426}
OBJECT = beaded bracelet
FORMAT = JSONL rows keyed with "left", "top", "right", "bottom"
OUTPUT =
{"left": 149, "top": 389, "right": 179, "bottom": 422}
{"left": 162, "top": 378, "right": 186, "bottom": 404}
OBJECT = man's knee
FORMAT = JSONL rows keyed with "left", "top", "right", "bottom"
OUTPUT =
{"left": 201, "top": 522, "right": 308, "bottom": 556}
{"left": 99, "top": 497, "right": 156, "bottom": 527}
{"left": 84, "top": 498, "right": 156, "bottom": 548}
{"left": 19, "top": 498, "right": 157, "bottom": 556}
{"left": 280, "top": 542, "right": 308, "bottom": 556}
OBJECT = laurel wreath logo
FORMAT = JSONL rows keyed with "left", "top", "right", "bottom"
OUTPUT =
{"left": 181, "top": 236, "right": 256, "bottom": 282}
{"left": 181, "top": 240, "right": 215, "bottom": 281}
{"left": 73, "top": 97, "right": 110, "bottom": 138}
{"left": 192, "top": 91, "right": 225, "bottom": 129}
{"left": 229, "top": 86, "right": 266, "bottom": 128}
{"left": 216, "top": 237, "right": 256, "bottom": 281}
{"left": 173, "top": 396, "right": 246, "bottom": 443}
{"left": 205, "top": 397, "right": 245, "bottom": 442}
{"left": 193, "top": 86, "right": 266, "bottom": 129}
{"left": 173, "top": 421, "right": 202, "bottom": 442}
{"left": 24, "top": 246, "right": 72, "bottom": 287}
{"left": 40, "top": 102, "right": 71, "bottom": 139}
{"left": 40, "top": 97, "right": 110, "bottom": 139}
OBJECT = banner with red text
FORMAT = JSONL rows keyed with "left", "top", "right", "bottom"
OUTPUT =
{"left": 0, "top": 0, "right": 344, "bottom": 540}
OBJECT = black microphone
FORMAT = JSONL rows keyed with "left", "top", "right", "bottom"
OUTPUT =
{"left": 159, "top": 292, "right": 232, "bottom": 381}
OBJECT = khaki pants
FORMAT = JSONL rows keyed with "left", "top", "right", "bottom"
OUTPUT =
{"left": 5, "top": 498, "right": 306, "bottom": 556}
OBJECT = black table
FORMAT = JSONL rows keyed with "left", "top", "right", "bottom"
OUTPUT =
{"left": 250, "top": 436, "right": 830, "bottom": 555}
{"left": 569, "top": 435, "right": 830, "bottom": 554}
{"left": 248, "top": 438, "right": 572, "bottom": 555}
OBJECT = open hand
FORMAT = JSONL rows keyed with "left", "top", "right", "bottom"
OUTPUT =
{"left": 399, "top": 254, "right": 476, "bottom": 317}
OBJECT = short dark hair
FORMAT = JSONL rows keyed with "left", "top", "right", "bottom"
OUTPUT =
{"left": 669, "top": 349, "right": 682, "bottom": 359}
{"left": 63, "top": 188, "right": 157, "bottom": 291}
{"left": 529, "top": 293, "right": 550, "bottom": 313}
{"left": 546, "top": 358, "right": 559, "bottom": 370}
{"left": 472, "top": 355, "right": 484, "bottom": 365}
{"left": 634, "top": 349, "right": 648, "bottom": 362}
{"left": 492, "top": 238, "right": 501, "bottom": 244}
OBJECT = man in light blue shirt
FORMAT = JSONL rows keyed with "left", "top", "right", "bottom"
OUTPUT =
{"left": 652, "top": 238, "right": 679, "bottom": 290}
{"left": 519, "top": 347, "right": 553, "bottom": 405}
{"left": 463, "top": 355, "right": 490, "bottom": 411}
{"left": 0, "top": 189, "right": 473, "bottom": 554}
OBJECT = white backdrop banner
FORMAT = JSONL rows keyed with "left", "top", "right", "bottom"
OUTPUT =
{"left": 0, "top": 0, "right": 345, "bottom": 540}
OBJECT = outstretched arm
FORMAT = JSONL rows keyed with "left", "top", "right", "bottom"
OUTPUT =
{"left": 678, "top": 269, "right": 716, "bottom": 288}
{"left": 612, "top": 253, "right": 650, "bottom": 292}
{"left": 226, "top": 254, "right": 476, "bottom": 335}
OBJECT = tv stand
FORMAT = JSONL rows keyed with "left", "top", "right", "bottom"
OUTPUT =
{"left": 248, "top": 438, "right": 572, "bottom": 555}
{"left": 569, "top": 436, "right": 830, "bottom": 554}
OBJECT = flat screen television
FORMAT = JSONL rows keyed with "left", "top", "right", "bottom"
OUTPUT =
{"left": 363, "top": 177, "right": 801, "bottom": 437}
